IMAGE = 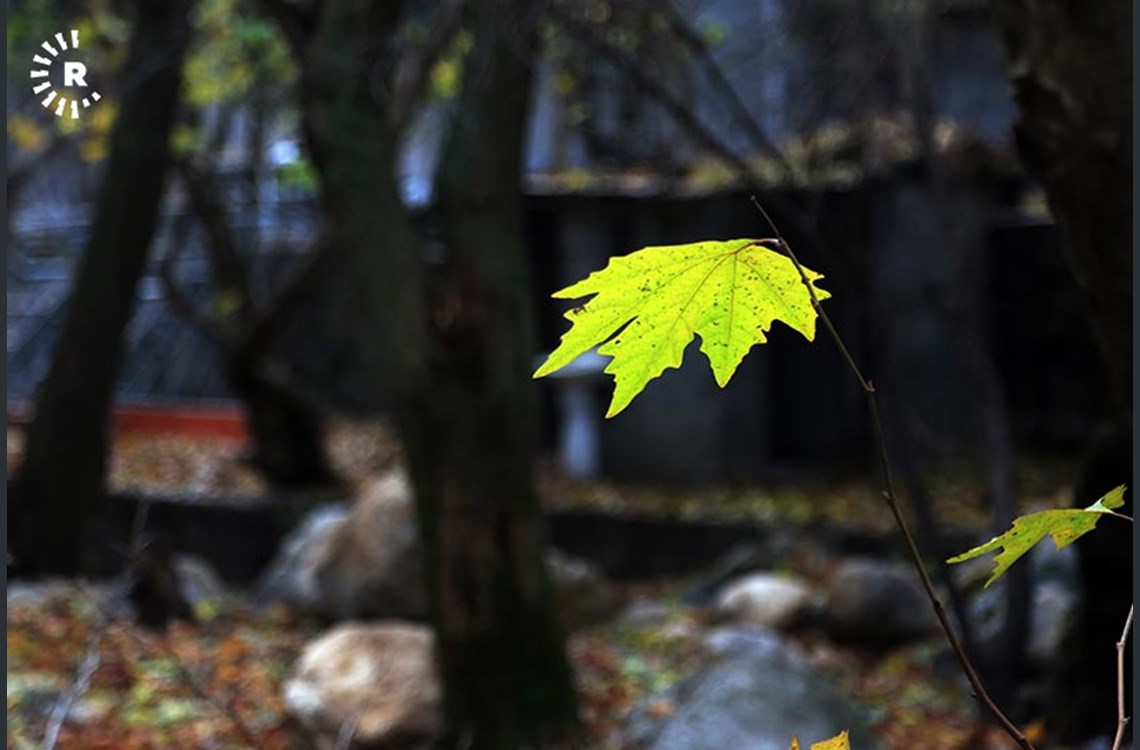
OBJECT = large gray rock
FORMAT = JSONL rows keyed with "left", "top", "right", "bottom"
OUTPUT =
{"left": 966, "top": 540, "right": 1081, "bottom": 668}
{"left": 822, "top": 557, "right": 936, "bottom": 645}
{"left": 172, "top": 555, "right": 228, "bottom": 614}
{"left": 284, "top": 622, "right": 440, "bottom": 750}
{"left": 715, "top": 573, "right": 817, "bottom": 632}
{"left": 7, "top": 579, "right": 92, "bottom": 609}
{"left": 257, "top": 471, "right": 427, "bottom": 620}
{"left": 1027, "top": 582, "right": 1079, "bottom": 666}
{"left": 635, "top": 627, "right": 880, "bottom": 750}
{"left": 258, "top": 470, "right": 617, "bottom": 626}
{"left": 255, "top": 504, "right": 351, "bottom": 611}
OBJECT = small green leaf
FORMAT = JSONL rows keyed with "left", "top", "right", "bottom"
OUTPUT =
{"left": 534, "top": 239, "right": 830, "bottom": 417}
{"left": 947, "top": 485, "right": 1127, "bottom": 587}
{"left": 1086, "top": 484, "right": 1127, "bottom": 513}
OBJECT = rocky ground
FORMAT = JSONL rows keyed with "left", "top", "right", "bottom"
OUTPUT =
{"left": 7, "top": 421, "right": 1082, "bottom": 749}
{"left": 7, "top": 577, "right": 1024, "bottom": 750}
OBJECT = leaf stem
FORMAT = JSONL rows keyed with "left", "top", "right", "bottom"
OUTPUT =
{"left": 1111, "top": 604, "right": 1133, "bottom": 750}
{"left": 749, "top": 195, "right": 1037, "bottom": 750}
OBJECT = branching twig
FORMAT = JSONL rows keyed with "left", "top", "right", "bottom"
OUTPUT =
{"left": 237, "top": 238, "right": 330, "bottom": 359}
{"left": 390, "top": 0, "right": 469, "bottom": 136}
{"left": 1110, "top": 605, "right": 1133, "bottom": 750}
{"left": 750, "top": 195, "right": 1037, "bottom": 750}
{"left": 655, "top": 0, "right": 791, "bottom": 175}
{"left": 551, "top": 5, "right": 768, "bottom": 189}
{"left": 550, "top": 4, "right": 855, "bottom": 293}
{"left": 158, "top": 224, "right": 233, "bottom": 345}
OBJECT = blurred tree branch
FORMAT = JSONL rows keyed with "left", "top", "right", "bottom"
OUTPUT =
{"left": 161, "top": 151, "right": 336, "bottom": 487}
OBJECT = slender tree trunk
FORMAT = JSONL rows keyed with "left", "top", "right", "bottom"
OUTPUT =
{"left": 297, "top": 1, "right": 578, "bottom": 745}
{"left": 298, "top": 0, "right": 428, "bottom": 405}
{"left": 10, "top": 0, "right": 192, "bottom": 575}
{"left": 425, "top": 2, "right": 579, "bottom": 745}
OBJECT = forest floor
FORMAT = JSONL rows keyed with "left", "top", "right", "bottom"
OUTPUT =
{"left": 8, "top": 420, "right": 1071, "bottom": 749}
{"left": 7, "top": 580, "right": 1033, "bottom": 750}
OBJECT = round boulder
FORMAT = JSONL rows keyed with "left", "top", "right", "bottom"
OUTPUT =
{"left": 256, "top": 470, "right": 426, "bottom": 620}
{"left": 822, "top": 557, "right": 936, "bottom": 645}
{"left": 284, "top": 622, "right": 440, "bottom": 750}
{"left": 715, "top": 572, "right": 817, "bottom": 632}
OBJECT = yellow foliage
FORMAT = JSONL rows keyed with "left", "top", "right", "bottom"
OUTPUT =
{"left": 184, "top": 50, "right": 255, "bottom": 105}
{"left": 171, "top": 124, "right": 201, "bottom": 155}
{"left": 88, "top": 100, "right": 118, "bottom": 134}
{"left": 79, "top": 137, "right": 107, "bottom": 163}
{"left": 8, "top": 116, "right": 47, "bottom": 153}
{"left": 430, "top": 58, "right": 461, "bottom": 100}
{"left": 73, "top": 102, "right": 118, "bottom": 162}
{"left": 56, "top": 115, "right": 83, "bottom": 136}
{"left": 812, "top": 731, "right": 851, "bottom": 750}
{"left": 553, "top": 70, "right": 577, "bottom": 96}
{"left": 789, "top": 732, "right": 851, "bottom": 750}
{"left": 183, "top": 0, "right": 295, "bottom": 106}
{"left": 429, "top": 30, "right": 474, "bottom": 100}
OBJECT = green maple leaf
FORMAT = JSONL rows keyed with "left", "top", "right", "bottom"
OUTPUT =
{"left": 947, "top": 485, "right": 1128, "bottom": 588}
{"left": 533, "top": 239, "right": 831, "bottom": 417}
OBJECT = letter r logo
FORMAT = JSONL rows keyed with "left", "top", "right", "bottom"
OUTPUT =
{"left": 63, "top": 61, "right": 87, "bottom": 87}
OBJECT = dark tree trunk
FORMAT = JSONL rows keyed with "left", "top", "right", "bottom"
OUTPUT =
{"left": 172, "top": 157, "right": 335, "bottom": 488}
{"left": 989, "top": 0, "right": 1132, "bottom": 424}
{"left": 10, "top": 0, "right": 192, "bottom": 576}
{"left": 295, "top": 1, "right": 578, "bottom": 745}
{"left": 227, "top": 352, "right": 333, "bottom": 487}
{"left": 990, "top": 1, "right": 1132, "bottom": 741}
{"left": 424, "top": 2, "right": 579, "bottom": 745}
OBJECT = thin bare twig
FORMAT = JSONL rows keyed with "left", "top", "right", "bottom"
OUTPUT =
{"left": 40, "top": 635, "right": 102, "bottom": 750}
{"left": 38, "top": 498, "right": 157, "bottom": 748}
{"left": 655, "top": 0, "right": 791, "bottom": 175}
{"left": 551, "top": 5, "right": 855, "bottom": 294}
{"left": 333, "top": 712, "right": 363, "bottom": 750}
{"left": 749, "top": 195, "right": 1037, "bottom": 750}
{"left": 1111, "top": 605, "right": 1134, "bottom": 750}
{"left": 77, "top": 499, "right": 269, "bottom": 750}
{"left": 158, "top": 222, "right": 233, "bottom": 345}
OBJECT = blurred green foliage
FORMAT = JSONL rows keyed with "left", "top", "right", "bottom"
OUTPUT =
{"left": 8, "top": 0, "right": 296, "bottom": 165}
